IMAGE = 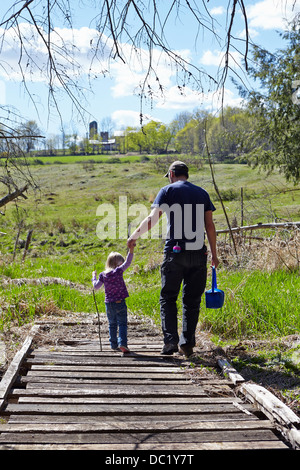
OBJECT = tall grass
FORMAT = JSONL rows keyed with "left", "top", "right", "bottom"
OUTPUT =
{"left": 1, "top": 158, "right": 299, "bottom": 339}
{"left": 0, "top": 257, "right": 299, "bottom": 339}
{"left": 200, "top": 269, "right": 300, "bottom": 339}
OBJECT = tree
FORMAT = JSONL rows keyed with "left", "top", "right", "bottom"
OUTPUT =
{"left": 236, "top": 19, "right": 300, "bottom": 183}
{"left": 206, "top": 106, "right": 254, "bottom": 161}
{"left": 175, "top": 120, "right": 198, "bottom": 154}
{"left": 142, "top": 121, "right": 172, "bottom": 154}
{"left": 174, "top": 110, "right": 212, "bottom": 155}
{"left": 18, "top": 120, "right": 43, "bottom": 154}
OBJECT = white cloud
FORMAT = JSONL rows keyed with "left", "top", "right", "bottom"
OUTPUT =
{"left": 238, "top": 27, "right": 260, "bottom": 40}
{"left": 210, "top": 6, "right": 225, "bottom": 16}
{"left": 111, "top": 110, "right": 152, "bottom": 128}
{"left": 0, "top": 23, "right": 111, "bottom": 83}
{"left": 110, "top": 46, "right": 188, "bottom": 99}
{"left": 247, "top": 0, "right": 300, "bottom": 31}
{"left": 207, "top": 88, "right": 244, "bottom": 110}
{"left": 155, "top": 85, "right": 243, "bottom": 112}
{"left": 200, "top": 49, "right": 243, "bottom": 69}
{"left": 156, "top": 86, "right": 202, "bottom": 110}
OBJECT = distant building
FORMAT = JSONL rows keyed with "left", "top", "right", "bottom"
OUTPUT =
{"left": 101, "top": 131, "right": 108, "bottom": 142}
{"left": 89, "top": 121, "right": 98, "bottom": 139}
{"left": 88, "top": 124, "right": 116, "bottom": 151}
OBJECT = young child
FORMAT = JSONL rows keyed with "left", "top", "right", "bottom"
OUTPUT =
{"left": 92, "top": 243, "right": 134, "bottom": 354}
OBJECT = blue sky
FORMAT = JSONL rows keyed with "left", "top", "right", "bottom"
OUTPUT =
{"left": 0, "top": 1, "right": 299, "bottom": 139}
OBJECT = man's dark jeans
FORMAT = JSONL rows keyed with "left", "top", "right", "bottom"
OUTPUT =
{"left": 160, "top": 248, "right": 207, "bottom": 348}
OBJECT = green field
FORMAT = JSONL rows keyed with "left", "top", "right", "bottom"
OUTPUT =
{"left": 1, "top": 155, "right": 300, "bottom": 339}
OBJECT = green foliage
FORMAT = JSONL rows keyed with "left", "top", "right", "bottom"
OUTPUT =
{"left": 124, "top": 121, "right": 174, "bottom": 154}
{"left": 237, "top": 22, "right": 300, "bottom": 183}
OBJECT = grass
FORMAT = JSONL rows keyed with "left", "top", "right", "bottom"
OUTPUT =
{"left": 0, "top": 155, "right": 300, "bottom": 339}
{"left": 201, "top": 269, "right": 300, "bottom": 339}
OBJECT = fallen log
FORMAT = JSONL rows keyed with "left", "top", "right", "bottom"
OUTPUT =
{"left": 216, "top": 221, "right": 300, "bottom": 235}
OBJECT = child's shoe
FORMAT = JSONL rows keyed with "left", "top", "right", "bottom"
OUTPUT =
{"left": 120, "top": 345, "right": 130, "bottom": 355}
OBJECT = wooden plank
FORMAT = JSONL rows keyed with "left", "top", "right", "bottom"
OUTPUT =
{"left": 33, "top": 345, "right": 164, "bottom": 352}
{"left": 0, "top": 325, "right": 39, "bottom": 411}
{"left": 218, "top": 358, "right": 245, "bottom": 385}
{"left": 240, "top": 383, "right": 300, "bottom": 428}
{"left": 26, "top": 370, "right": 188, "bottom": 379}
{"left": 23, "top": 382, "right": 232, "bottom": 392}
{"left": 240, "top": 382, "right": 300, "bottom": 450}
{"left": 0, "top": 441, "right": 289, "bottom": 450}
{"left": 30, "top": 365, "right": 183, "bottom": 373}
{"left": 16, "top": 396, "right": 243, "bottom": 405}
{"left": 0, "top": 420, "right": 276, "bottom": 433}
{"left": 20, "top": 376, "right": 190, "bottom": 385}
{"left": 9, "top": 387, "right": 211, "bottom": 397}
{"left": 0, "top": 429, "right": 283, "bottom": 444}
{"left": 8, "top": 412, "right": 258, "bottom": 424}
{"left": 30, "top": 350, "right": 165, "bottom": 357}
{"left": 25, "top": 356, "right": 183, "bottom": 367}
{"left": 8, "top": 412, "right": 259, "bottom": 424}
{"left": 3, "top": 403, "right": 253, "bottom": 415}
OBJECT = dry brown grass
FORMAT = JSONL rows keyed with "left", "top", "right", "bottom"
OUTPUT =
{"left": 217, "top": 227, "right": 300, "bottom": 272}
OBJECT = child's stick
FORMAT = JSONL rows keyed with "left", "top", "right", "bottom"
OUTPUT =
{"left": 92, "top": 288, "right": 102, "bottom": 352}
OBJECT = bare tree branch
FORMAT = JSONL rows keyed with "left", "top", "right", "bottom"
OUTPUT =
{"left": 0, "top": 184, "right": 28, "bottom": 209}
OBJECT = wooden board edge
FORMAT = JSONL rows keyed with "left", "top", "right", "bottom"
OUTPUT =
{"left": 0, "top": 324, "right": 40, "bottom": 409}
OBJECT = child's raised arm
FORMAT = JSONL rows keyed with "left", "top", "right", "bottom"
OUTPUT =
{"left": 120, "top": 251, "right": 134, "bottom": 272}
{"left": 92, "top": 271, "right": 103, "bottom": 290}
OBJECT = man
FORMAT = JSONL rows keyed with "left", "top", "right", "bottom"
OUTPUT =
{"left": 127, "top": 161, "right": 219, "bottom": 357}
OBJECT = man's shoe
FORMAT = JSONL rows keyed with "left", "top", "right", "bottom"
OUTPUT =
{"left": 179, "top": 345, "right": 193, "bottom": 357}
{"left": 161, "top": 343, "right": 178, "bottom": 355}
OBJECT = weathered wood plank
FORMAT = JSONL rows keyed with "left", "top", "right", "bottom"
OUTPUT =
{"left": 240, "top": 382, "right": 300, "bottom": 450}
{"left": 218, "top": 358, "right": 245, "bottom": 385}
{"left": 23, "top": 381, "right": 232, "bottom": 392}
{"left": 9, "top": 387, "right": 210, "bottom": 397}
{"left": 25, "top": 356, "right": 183, "bottom": 367}
{"left": 16, "top": 396, "right": 243, "bottom": 405}
{"left": 0, "top": 441, "right": 289, "bottom": 450}
{"left": 0, "top": 429, "right": 283, "bottom": 444}
{"left": 3, "top": 403, "right": 254, "bottom": 415}
{"left": 0, "top": 325, "right": 39, "bottom": 411}
{"left": 8, "top": 412, "right": 258, "bottom": 424}
{"left": 0, "top": 420, "right": 276, "bottom": 433}
{"left": 20, "top": 376, "right": 190, "bottom": 385}
{"left": 26, "top": 370, "right": 188, "bottom": 379}
{"left": 240, "top": 383, "right": 300, "bottom": 428}
{"left": 33, "top": 345, "right": 164, "bottom": 353}
{"left": 30, "top": 365, "right": 183, "bottom": 373}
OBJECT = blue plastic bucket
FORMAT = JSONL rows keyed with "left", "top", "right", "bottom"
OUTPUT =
{"left": 205, "top": 267, "right": 224, "bottom": 309}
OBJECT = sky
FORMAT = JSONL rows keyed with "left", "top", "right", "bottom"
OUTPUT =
{"left": 0, "top": 0, "right": 299, "bottom": 140}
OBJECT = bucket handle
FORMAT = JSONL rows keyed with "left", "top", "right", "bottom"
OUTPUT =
{"left": 212, "top": 266, "right": 217, "bottom": 292}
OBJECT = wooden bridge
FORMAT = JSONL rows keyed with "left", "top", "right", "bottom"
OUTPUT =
{"left": 0, "top": 316, "right": 299, "bottom": 450}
